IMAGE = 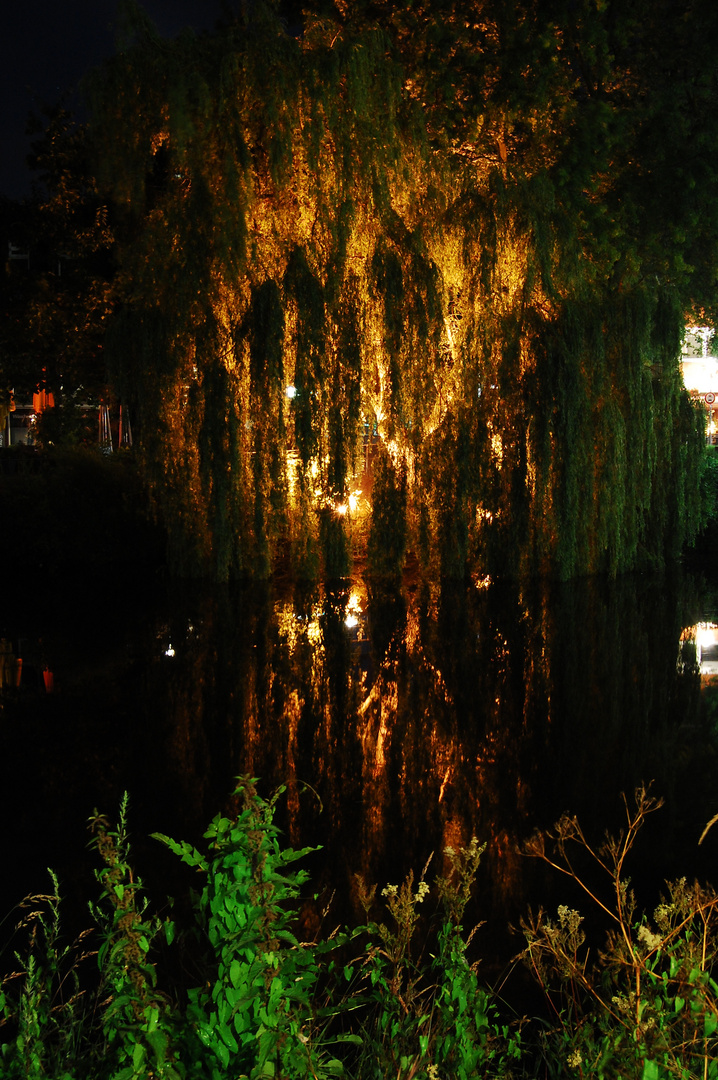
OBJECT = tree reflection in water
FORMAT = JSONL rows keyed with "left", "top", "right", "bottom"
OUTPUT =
{"left": 1, "top": 572, "right": 716, "bottom": 970}
{"left": 141, "top": 573, "right": 715, "bottom": 956}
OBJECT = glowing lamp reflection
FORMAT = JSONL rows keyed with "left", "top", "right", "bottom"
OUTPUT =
{"left": 344, "top": 589, "right": 363, "bottom": 631}
{"left": 285, "top": 385, "right": 297, "bottom": 399}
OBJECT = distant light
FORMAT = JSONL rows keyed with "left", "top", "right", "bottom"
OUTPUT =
{"left": 696, "top": 623, "right": 718, "bottom": 650}
{"left": 345, "top": 614, "right": 359, "bottom": 629}
{"left": 336, "top": 503, "right": 348, "bottom": 516}
{"left": 285, "top": 385, "right": 297, "bottom": 399}
{"left": 165, "top": 645, "right": 175, "bottom": 657}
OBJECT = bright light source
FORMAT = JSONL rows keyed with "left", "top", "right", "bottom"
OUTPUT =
{"left": 344, "top": 590, "right": 363, "bottom": 630}
{"left": 165, "top": 645, "right": 175, "bottom": 657}
{"left": 336, "top": 503, "right": 348, "bottom": 516}
{"left": 348, "top": 493, "right": 358, "bottom": 512}
{"left": 696, "top": 623, "right": 718, "bottom": 650}
{"left": 285, "top": 385, "right": 297, "bottom": 399}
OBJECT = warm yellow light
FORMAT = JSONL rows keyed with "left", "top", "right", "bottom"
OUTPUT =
{"left": 696, "top": 622, "right": 718, "bottom": 650}
{"left": 344, "top": 590, "right": 363, "bottom": 631}
{"left": 336, "top": 503, "right": 348, "bottom": 516}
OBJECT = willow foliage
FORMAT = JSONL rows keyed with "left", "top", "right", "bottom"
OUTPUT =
{"left": 87, "top": 0, "right": 714, "bottom": 580}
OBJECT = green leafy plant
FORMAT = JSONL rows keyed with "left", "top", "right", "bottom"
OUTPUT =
{"left": 153, "top": 777, "right": 349, "bottom": 1080}
{"left": 522, "top": 785, "right": 718, "bottom": 1079}
{"left": 88, "top": 794, "right": 183, "bottom": 1079}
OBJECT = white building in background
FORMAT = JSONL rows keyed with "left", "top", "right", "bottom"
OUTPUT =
{"left": 681, "top": 327, "right": 718, "bottom": 443}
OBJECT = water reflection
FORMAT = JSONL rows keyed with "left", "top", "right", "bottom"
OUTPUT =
{"left": 1, "top": 572, "right": 717, "bottom": 964}
{"left": 119, "top": 576, "right": 718, "bottom": 920}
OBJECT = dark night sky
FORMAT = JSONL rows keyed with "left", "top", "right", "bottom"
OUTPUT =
{"left": 1, "top": 2, "right": 227, "bottom": 200}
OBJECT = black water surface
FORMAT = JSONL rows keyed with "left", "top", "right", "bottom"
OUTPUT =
{"left": 1, "top": 570, "right": 717, "bottom": 988}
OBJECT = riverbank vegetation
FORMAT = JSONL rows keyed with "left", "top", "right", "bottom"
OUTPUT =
{"left": 0, "top": 445, "right": 164, "bottom": 575}
{"left": 1, "top": 779, "right": 716, "bottom": 1079}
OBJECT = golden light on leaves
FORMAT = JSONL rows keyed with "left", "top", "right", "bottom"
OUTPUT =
{"left": 94, "top": 8, "right": 707, "bottom": 583}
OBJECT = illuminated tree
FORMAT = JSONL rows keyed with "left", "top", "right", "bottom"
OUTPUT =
{"left": 85, "top": 0, "right": 714, "bottom": 580}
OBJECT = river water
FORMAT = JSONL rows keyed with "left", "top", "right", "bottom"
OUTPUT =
{"left": 2, "top": 568, "right": 717, "bottom": 981}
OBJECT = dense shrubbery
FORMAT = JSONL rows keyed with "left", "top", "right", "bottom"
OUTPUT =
{"left": 1, "top": 780, "right": 716, "bottom": 1079}
{"left": 0, "top": 446, "right": 164, "bottom": 574}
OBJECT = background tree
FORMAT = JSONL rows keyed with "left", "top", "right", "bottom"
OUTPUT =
{"left": 0, "top": 105, "right": 114, "bottom": 447}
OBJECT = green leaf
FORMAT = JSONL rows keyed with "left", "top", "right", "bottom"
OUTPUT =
{"left": 132, "top": 1041, "right": 145, "bottom": 1069}
{"left": 215, "top": 1039, "right": 229, "bottom": 1069}
{"left": 335, "top": 1034, "right": 363, "bottom": 1046}
{"left": 152, "top": 833, "right": 208, "bottom": 870}
{"left": 642, "top": 1061, "right": 660, "bottom": 1080}
{"left": 145, "top": 1028, "right": 168, "bottom": 1065}
{"left": 218, "top": 1023, "right": 239, "bottom": 1053}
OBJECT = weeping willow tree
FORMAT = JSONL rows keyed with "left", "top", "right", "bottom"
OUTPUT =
{"left": 86, "top": 0, "right": 718, "bottom": 581}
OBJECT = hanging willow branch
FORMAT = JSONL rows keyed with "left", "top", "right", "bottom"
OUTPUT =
{"left": 86, "top": 0, "right": 713, "bottom": 581}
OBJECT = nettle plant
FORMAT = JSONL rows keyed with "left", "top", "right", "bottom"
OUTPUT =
{"left": 522, "top": 786, "right": 718, "bottom": 1080}
{"left": 152, "top": 780, "right": 354, "bottom": 1080}
{"left": 88, "top": 798, "right": 184, "bottom": 1080}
